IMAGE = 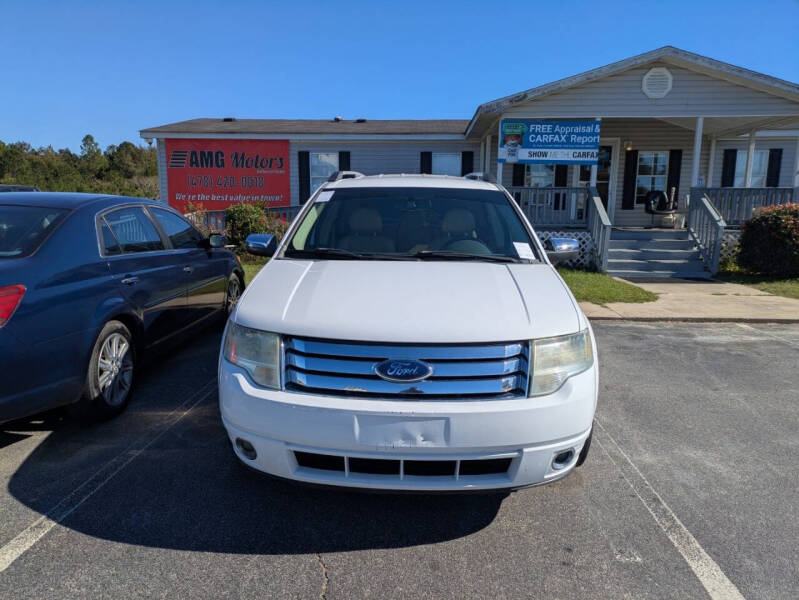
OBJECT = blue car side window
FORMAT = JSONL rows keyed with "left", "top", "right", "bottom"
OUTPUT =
{"left": 100, "top": 220, "right": 121, "bottom": 255}
{"left": 151, "top": 208, "right": 204, "bottom": 250}
{"left": 105, "top": 207, "right": 164, "bottom": 253}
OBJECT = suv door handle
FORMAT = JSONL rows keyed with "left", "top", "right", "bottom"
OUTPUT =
{"left": 121, "top": 276, "right": 139, "bottom": 286}
{"left": 183, "top": 266, "right": 194, "bottom": 273}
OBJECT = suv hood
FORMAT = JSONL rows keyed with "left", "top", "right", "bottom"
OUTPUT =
{"left": 235, "top": 260, "right": 582, "bottom": 343}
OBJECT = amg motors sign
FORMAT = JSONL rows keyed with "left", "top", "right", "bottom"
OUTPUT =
{"left": 164, "top": 138, "right": 290, "bottom": 213}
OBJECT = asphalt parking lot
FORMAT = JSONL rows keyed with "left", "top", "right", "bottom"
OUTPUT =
{"left": 0, "top": 322, "right": 797, "bottom": 599}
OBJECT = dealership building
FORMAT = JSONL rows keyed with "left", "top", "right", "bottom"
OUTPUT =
{"left": 141, "top": 46, "right": 799, "bottom": 276}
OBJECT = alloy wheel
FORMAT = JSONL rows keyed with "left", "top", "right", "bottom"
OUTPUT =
{"left": 97, "top": 332, "right": 133, "bottom": 407}
{"left": 226, "top": 277, "right": 241, "bottom": 313}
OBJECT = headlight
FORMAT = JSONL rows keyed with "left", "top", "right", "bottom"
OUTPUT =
{"left": 530, "top": 329, "right": 593, "bottom": 397}
{"left": 223, "top": 322, "right": 281, "bottom": 389}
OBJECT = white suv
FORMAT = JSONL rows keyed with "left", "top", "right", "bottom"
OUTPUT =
{"left": 219, "top": 172, "right": 597, "bottom": 491}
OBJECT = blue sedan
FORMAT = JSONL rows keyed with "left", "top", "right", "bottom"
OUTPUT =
{"left": 0, "top": 193, "right": 244, "bottom": 423}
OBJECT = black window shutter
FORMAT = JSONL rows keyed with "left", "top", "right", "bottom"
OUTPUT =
{"left": 338, "top": 151, "right": 350, "bottom": 172}
{"left": 554, "top": 165, "right": 568, "bottom": 187}
{"left": 298, "top": 151, "right": 310, "bottom": 204}
{"left": 512, "top": 164, "right": 526, "bottom": 187}
{"left": 420, "top": 152, "right": 432, "bottom": 174}
{"left": 721, "top": 149, "right": 737, "bottom": 187}
{"left": 621, "top": 149, "right": 639, "bottom": 210}
{"left": 667, "top": 149, "right": 682, "bottom": 200}
{"left": 460, "top": 151, "right": 474, "bottom": 176}
{"left": 766, "top": 148, "right": 782, "bottom": 187}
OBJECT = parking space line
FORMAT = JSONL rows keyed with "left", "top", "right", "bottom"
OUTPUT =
{"left": 0, "top": 379, "right": 217, "bottom": 574}
{"left": 594, "top": 419, "right": 745, "bottom": 600}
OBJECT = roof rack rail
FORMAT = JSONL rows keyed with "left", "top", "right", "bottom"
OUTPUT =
{"left": 463, "top": 172, "right": 495, "bottom": 182}
{"left": 327, "top": 170, "right": 365, "bottom": 182}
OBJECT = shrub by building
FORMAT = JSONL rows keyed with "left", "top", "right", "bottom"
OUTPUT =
{"left": 738, "top": 204, "right": 799, "bottom": 277}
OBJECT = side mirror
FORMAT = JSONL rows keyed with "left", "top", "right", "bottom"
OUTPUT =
{"left": 245, "top": 234, "right": 277, "bottom": 257}
{"left": 209, "top": 233, "right": 227, "bottom": 248}
{"left": 544, "top": 237, "right": 579, "bottom": 265}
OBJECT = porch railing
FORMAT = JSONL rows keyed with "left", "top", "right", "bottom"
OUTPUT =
{"left": 692, "top": 187, "right": 795, "bottom": 226}
{"left": 586, "top": 187, "right": 611, "bottom": 272}
{"left": 507, "top": 186, "right": 589, "bottom": 227}
{"left": 687, "top": 194, "right": 726, "bottom": 275}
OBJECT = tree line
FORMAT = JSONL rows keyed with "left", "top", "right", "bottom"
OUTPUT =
{"left": 0, "top": 135, "right": 158, "bottom": 197}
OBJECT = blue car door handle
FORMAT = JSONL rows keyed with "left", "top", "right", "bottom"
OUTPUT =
{"left": 121, "top": 276, "right": 139, "bottom": 286}
{"left": 183, "top": 266, "right": 194, "bottom": 273}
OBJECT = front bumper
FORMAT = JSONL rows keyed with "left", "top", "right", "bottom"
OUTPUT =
{"left": 219, "top": 360, "right": 596, "bottom": 491}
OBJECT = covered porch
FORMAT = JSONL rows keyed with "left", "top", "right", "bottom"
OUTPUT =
{"left": 465, "top": 47, "right": 799, "bottom": 274}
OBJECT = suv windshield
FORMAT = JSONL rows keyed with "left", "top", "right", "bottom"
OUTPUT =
{"left": 284, "top": 187, "right": 538, "bottom": 262}
{"left": 0, "top": 205, "right": 68, "bottom": 258}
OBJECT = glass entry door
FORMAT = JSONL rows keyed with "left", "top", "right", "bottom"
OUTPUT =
{"left": 575, "top": 144, "right": 614, "bottom": 209}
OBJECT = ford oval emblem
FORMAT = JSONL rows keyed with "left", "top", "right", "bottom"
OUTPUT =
{"left": 374, "top": 359, "right": 433, "bottom": 383}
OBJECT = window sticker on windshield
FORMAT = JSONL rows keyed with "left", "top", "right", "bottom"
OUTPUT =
{"left": 315, "top": 191, "right": 334, "bottom": 203}
{"left": 513, "top": 242, "right": 535, "bottom": 260}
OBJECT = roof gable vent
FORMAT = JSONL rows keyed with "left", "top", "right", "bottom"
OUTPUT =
{"left": 642, "top": 67, "right": 673, "bottom": 99}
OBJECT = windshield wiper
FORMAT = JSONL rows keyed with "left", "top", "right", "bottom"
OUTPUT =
{"left": 408, "top": 250, "right": 524, "bottom": 263}
{"left": 285, "top": 247, "right": 409, "bottom": 260}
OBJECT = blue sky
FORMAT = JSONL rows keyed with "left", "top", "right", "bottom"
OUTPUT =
{"left": 2, "top": 0, "right": 798, "bottom": 151}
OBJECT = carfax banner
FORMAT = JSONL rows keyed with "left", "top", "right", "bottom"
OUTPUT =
{"left": 164, "top": 138, "right": 290, "bottom": 213}
{"left": 498, "top": 119, "right": 601, "bottom": 165}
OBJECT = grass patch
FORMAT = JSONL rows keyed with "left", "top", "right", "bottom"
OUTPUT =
{"left": 241, "top": 258, "right": 268, "bottom": 285}
{"left": 557, "top": 268, "right": 658, "bottom": 305}
{"left": 716, "top": 271, "right": 799, "bottom": 299}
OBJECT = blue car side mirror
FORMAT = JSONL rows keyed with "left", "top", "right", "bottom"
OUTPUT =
{"left": 246, "top": 234, "right": 277, "bottom": 257}
{"left": 209, "top": 234, "right": 227, "bottom": 248}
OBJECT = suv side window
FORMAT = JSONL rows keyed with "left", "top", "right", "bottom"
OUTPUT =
{"left": 103, "top": 207, "right": 165, "bottom": 254}
{"left": 150, "top": 208, "right": 205, "bottom": 249}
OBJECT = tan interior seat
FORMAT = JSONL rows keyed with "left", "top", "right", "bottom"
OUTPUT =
{"left": 338, "top": 208, "right": 396, "bottom": 253}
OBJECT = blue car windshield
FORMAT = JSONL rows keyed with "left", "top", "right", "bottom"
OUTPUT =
{"left": 0, "top": 205, "right": 68, "bottom": 258}
{"left": 285, "top": 187, "right": 539, "bottom": 262}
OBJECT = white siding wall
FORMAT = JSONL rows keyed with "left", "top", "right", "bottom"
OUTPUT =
{"left": 711, "top": 137, "right": 798, "bottom": 188}
{"left": 156, "top": 139, "right": 168, "bottom": 204}
{"left": 502, "top": 62, "right": 799, "bottom": 118}
{"left": 288, "top": 140, "right": 482, "bottom": 204}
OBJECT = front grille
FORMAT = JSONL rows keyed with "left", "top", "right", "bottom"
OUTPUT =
{"left": 294, "top": 451, "right": 513, "bottom": 478}
{"left": 283, "top": 337, "right": 530, "bottom": 399}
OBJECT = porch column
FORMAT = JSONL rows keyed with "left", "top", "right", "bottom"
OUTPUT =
{"left": 706, "top": 135, "right": 716, "bottom": 187}
{"left": 484, "top": 135, "right": 492, "bottom": 172}
{"left": 691, "top": 116, "right": 704, "bottom": 187}
{"left": 793, "top": 135, "right": 799, "bottom": 187}
{"left": 744, "top": 128, "right": 757, "bottom": 187}
{"left": 589, "top": 117, "right": 600, "bottom": 188}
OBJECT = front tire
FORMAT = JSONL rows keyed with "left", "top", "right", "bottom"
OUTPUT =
{"left": 225, "top": 273, "right": 243, "bottom": 315}
{"left": 79, "top": 320, "right": 135, "bottom": 420}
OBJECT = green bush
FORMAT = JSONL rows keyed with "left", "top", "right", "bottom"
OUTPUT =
{"left": 224, "top": 203, "right": 290, "bottom": 254}
{"left": 738, "top": 203, "right": 799, "bottom": 277}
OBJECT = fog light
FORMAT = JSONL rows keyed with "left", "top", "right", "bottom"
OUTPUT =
{"left": 235, "top": 438, "right": 257, "bottom": 460}
{"left": 552, "top": 449, "right": 575, "bottom": 470}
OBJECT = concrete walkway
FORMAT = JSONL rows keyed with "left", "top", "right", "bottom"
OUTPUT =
{"left": 580, "top": 279, "right": 799, "bottom": 322}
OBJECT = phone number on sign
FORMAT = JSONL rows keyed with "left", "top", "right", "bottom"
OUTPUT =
{"left": 185, "top": 175, "right": 265, "bottom": 188}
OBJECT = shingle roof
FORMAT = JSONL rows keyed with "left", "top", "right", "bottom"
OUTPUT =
{"left": 140, "top": 118, "right": 469, "bottom": 137}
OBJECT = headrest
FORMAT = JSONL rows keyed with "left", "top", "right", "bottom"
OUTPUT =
{"left": 442, "top": 209, "right": 476, "bottom": 235}
{"left": 349, "top": 208, "right": 383, "bottom": 234}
